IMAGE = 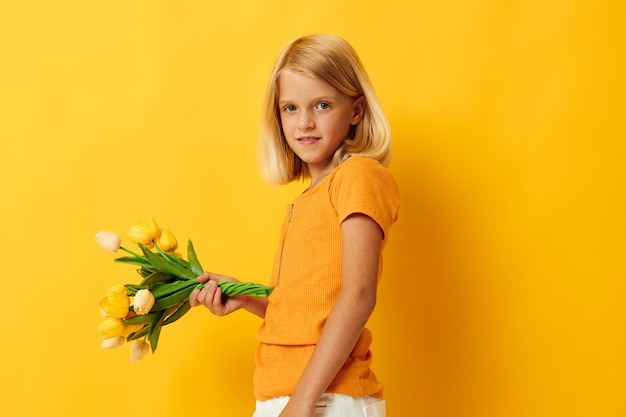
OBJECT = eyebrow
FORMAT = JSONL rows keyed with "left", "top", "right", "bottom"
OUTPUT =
{"left": 278, "top": 95, "right": 337, "bottom": 106}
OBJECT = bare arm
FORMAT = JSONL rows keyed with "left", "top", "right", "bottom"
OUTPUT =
{"left": 278, "top": 213, "right": 383, "bottom": 417}
{"left": 189, "top": 272, "right": 269, "bottom": 319}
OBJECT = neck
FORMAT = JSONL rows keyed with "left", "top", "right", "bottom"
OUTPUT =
{"left": 308, "top": 168, "right": 332, "bottom": 189}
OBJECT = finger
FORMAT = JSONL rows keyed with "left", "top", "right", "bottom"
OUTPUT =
{"left": 189, "top": 288, "right": 200, "bottom": 307}
{"left": 208, "top": 281, "right": 224, "bottom": 311}
{"left": 197, "top": 285, "right": 213, "bottom": 306}
{"left": 196, "top": 272, "right": 211, "bottom": 283}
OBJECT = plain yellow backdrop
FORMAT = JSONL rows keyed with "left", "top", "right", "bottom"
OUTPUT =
{"left": 1, "top": 1, "right": 624, "bottom": 416}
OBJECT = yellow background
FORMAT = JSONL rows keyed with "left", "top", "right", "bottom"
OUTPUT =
{"left": 1, "top": 1, "right": 624, "bottom": 416}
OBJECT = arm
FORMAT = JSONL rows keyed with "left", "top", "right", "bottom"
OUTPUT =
{"left": 278, "top": 213, "right": 383, "bottom": 417}
{"left": 189, "top": 272, "right": 269, "bottom": 319}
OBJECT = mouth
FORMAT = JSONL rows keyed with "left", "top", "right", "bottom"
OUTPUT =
{"left": 296, "top": 136, "right": 320, "bottom": 144}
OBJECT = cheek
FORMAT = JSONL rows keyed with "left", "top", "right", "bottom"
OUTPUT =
{"left": 330, "top": 116, "right": 353, "bottom": 137}
{"left": 280, "top": 116, "right": 292, "bottom": 135}
{"left": 279, "top": 122, "right": 294, "bottom": 145}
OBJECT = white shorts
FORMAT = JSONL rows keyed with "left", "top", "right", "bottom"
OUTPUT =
{"left": 253, "top": 393, "right": 386, "bottom": 417}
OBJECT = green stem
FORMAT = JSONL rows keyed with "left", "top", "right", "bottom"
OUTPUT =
{"left": 120, "top": 246, "right": 143, "bottom": 258}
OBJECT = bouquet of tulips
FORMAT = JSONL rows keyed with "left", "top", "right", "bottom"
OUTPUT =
{"left": 96, "top": 217, "right": 274, "bottom": 362}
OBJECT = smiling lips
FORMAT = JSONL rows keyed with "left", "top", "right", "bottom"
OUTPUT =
{"left": 297, "top": 136, "right": 320, "bottom": 144}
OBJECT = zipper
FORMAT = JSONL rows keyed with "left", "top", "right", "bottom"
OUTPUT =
{"left": 276, "top": 204, "right": 294, "bottom": 285}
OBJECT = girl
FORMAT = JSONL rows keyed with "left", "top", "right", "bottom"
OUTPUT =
{"left": 189, "top": 34, "right": 399, "bottom": 417}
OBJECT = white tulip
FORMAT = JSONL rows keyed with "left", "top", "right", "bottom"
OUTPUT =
{"left": 95, "top": 231, "right": 122, "bottom": 253}
{"left": 101, "top": 336, "right": 125, "bottom": 349}
{"left": 133, "top": 289, "right": 155, "bottom": 315}
{"left": 130, "top": 340, "right": 150, "bottom": 362}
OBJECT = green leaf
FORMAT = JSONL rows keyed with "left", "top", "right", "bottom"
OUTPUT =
{"left": 141, "top": 271, "right": 173, "bottom": 285}
{"left": 187, "top": 240, "right": 205, "bottom": 276}
{"left": 151, "top": 280, "right": 198, "bottom": 298}
{"left": 151, "top": 285, "right": 198, "bottom": 311}
{"left": 126, "top": 325, "right": 148, "bottom": 341}
{"left": 125, "top": 283, "right": 149, "bottom": 295}
{"left": 140, "top": 243, "right": 196, "bottom": 280}
{"left": 148, "top": 309, "right": 166, "bottom": 352}
{"left": 158, "top": 247, "right": 191, "bottom": 270}
{"left": 123, "top": 312, "right": 158, "bottom": 325}
{"left": 137, "top": 267, "right": 157, "bottom": 278}
{"left": 147, "top": 305, "right": 179, "bottom": 352}
{"left": 153, "top": 243, "right": 195, "bottom": 277}
{"left": 114, "top": 256, "right": 152, "bottom": 269}
{"left": 163, "top": 300, "right": 191, "bottom": 326}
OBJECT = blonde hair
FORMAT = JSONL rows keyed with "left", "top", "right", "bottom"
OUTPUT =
{"left": 258, "top": 34, "right": 392, "bottom": 185}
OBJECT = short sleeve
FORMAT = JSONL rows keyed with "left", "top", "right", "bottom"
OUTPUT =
{"left": 329, "top": 157, "right": 400, "bottom": 239}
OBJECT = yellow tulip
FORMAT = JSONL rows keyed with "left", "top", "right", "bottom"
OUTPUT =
{"left": 156, "top": 228, "right": 178, "bottom": 252}
{"left": 130, "top": 340, "right": 150, "bottom": 362}
{"left": 100, "top": 289, "right": 130, "bottom": 319}
{"left": 127, "top": 217, "right": 160, "bottom": 246}
{"left": 101, "top": 336, "right": 125, "bottom": 349}
{"left": 133, "top": 289, "right": 155, "bottom": 315}
{"left": 122, "top": 324, "right": 145, "bottom": 337}
{"left": 94, "top": 231, "right": 122, "bottom": 253}
{"left": 98, "top": 317, "right": 125, "bottom": 338}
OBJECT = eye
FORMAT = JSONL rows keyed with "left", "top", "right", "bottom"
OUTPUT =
{"left": 316, "top": 102, "right": 331, "bottom": 110}
{"left": 282, "top": 104, "right": 296, "bottom": 112}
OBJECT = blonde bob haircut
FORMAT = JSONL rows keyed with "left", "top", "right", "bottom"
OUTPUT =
{"left": 258, "top": 34, "right": 392, "bottom": 185}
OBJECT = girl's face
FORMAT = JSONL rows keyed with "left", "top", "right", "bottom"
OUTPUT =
{"left": 278, "top": 69, "right": 364, "bottom": 184}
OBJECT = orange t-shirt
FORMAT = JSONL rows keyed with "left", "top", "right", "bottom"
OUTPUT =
{"left": 254, "top": 156, "right": 400, "bottom": 401}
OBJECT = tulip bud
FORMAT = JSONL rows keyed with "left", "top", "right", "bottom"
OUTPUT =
{"left": 101, "top": 336, "right": 125, "bottom": 349}
{"left": 100, "top": 289, "right": 130, "bottom": 319}
{"left": 127, "top": 217, "right": 160, "bottom": 247}
{"left": 95, "top": 231, "right": 122, "bottom": 253}
{"left": 156, "top": 228, "right": 178, "bottom": 252}
{"left": 98, "top": 317, "right": 125, "bottom": 338}
{"left": 130, "top": 340, "right": 150, "bottom": 362}
{"left": 133, "top": 289, "right": 155, "bottom": 315}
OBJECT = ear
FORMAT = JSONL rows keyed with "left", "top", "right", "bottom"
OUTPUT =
{"left": 350, "top": 96, "right": 366, "bottom": 125}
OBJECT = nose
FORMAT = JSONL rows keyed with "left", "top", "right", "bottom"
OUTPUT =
{"left": 297, "top": 110, "right": 315, "bottom": 130}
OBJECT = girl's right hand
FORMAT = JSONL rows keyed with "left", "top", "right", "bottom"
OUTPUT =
{"left": 188, "top": 272, "right": 249, "bottom": 316}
